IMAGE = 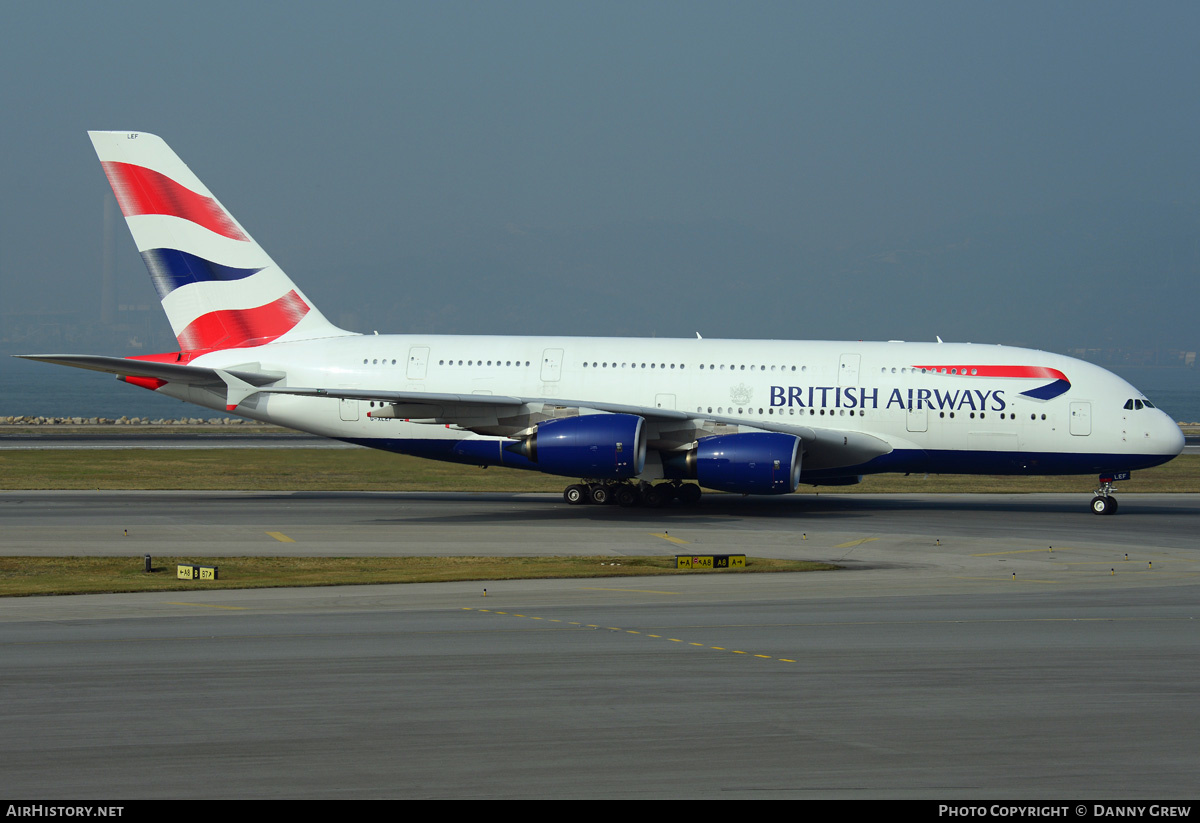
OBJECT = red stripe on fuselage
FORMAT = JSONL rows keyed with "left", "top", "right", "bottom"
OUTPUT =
{"left": 911, "top": 365, "right": 1068, "bottom": 382}
{"left": 176, "top": 290, "right": 310, "bottom": 352}
{"left": 100, "top": 161, "right": 248, "bottom": 241}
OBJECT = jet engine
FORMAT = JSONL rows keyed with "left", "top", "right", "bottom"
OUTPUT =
{"left": 505, "top": 413, "right": 647, "bottom": 480}
{"left": 664, "top": 432, "right": 802, "bottom": 494}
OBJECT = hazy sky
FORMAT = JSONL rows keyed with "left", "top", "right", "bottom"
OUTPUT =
{"left": 2, "top": 1, "right": 1198, "bottom": 351}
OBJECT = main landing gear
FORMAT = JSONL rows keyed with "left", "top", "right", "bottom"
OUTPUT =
{"left": 562, "top": 481, "right": 702, "bottom": 508}
{"left": 1090, "top": 476, "right": 1120, "bottom": 516}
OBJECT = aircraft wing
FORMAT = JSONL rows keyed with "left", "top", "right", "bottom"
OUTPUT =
{"left": 256, "top": 385, "right": 893, "bottom": 470}
{"left": 16, "top": 355, "right": 891, "bottom": 471}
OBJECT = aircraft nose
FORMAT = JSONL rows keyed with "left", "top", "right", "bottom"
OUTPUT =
{"left": 1159, "top": 412, "right": 1185, "bottom": 456}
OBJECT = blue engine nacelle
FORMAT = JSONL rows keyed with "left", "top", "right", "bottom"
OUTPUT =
{"left": 665, "top": 432, "right": 802, "bottom": 495}
{"left": 507, "top": 414, "right": 647, "bottom": 480}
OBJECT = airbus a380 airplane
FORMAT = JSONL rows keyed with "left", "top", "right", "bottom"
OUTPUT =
{"left": 21, "top": 132, "right": 1185, "bottom": 514}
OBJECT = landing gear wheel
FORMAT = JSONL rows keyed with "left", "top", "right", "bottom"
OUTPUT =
{"left": 564, "top": 484, "right": 587, "bottom": 505}
{"left": 615, "top": 486, "right": 640, "bottom": 507}
{"left": 589, "top": 484, "right": 611, "bottom": 505}
{"left": 642, "top": 485, "right": 670, "bottom": 508}
{"left": 1091, "top": 495, "right": 1114, "bottom": 515}
{"left": 677, "top": 483, "right": 702, "bottom": 506}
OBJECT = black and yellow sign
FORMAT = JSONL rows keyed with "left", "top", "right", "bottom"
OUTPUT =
{"left": 675, "top": 554, "right": 746, "bottom": 570}
{"left": 177, "top": 564, "right": 219, "bottom": 580}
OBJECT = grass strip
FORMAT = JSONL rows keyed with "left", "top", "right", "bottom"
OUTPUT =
{"left": 0, "top": 555, "right": 836, "bottom": 597}
{"left": 1, "top": 449, "right": 1197, "bottom": 493}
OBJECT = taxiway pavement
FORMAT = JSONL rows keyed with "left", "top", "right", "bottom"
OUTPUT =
{"left": 2, "top": 491, "right": 1198, "bottom": 798}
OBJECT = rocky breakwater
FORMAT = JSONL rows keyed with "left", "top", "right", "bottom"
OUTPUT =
{"left": 1, "top": 416, "right": 263, "bottom": 426}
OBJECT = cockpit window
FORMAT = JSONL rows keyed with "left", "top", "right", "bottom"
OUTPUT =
{"left": 1134, "top": 399, "right": 1144, "bottom": 410}
{"left": 1143, "top": 399, "right": 1156, "bottom": 409}
{"left": 1123, "top": 399, "right": 1134, "bottom": 410}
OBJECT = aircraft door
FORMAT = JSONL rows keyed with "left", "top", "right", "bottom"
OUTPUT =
{"left": 839, "top": 354, "right": 860, "bottom": 386}
{"left": 540, "top": 348, "right": 564, "bottom": 382}
{"left": 338, "top": 382, "right": 360, "bottom": 421}
{"left": 1070, "top": 402, "right": 1091, "bottom": 436}
{"left": 906, "top": 404, "right": 927, "bottom": 433}
{"left": 406, "top": 346, "right": 429, "bottom": 380}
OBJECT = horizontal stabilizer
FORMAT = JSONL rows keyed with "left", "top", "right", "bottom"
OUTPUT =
{"left": 14, "top": 354, "right": 283, "bottom": 390}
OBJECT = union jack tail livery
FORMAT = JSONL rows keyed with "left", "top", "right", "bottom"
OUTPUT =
{"left": 89, "top": 131, "right": 346, "bottom": 354}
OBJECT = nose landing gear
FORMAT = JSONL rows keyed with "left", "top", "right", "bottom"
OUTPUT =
{"left": 1090, "top": 492, "right": 1117, "bottom": 515}
{"left": 1090, "top": 472, "right": 1128, "bottom": 515}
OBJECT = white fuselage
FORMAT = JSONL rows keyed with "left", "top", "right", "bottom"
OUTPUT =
{"left": 166, "top": 334, "right": 1184, "bottom": 480}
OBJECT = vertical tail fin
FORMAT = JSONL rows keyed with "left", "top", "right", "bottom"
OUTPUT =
{"left": 88, "top": 131, "right": 349, "bottom": 354}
